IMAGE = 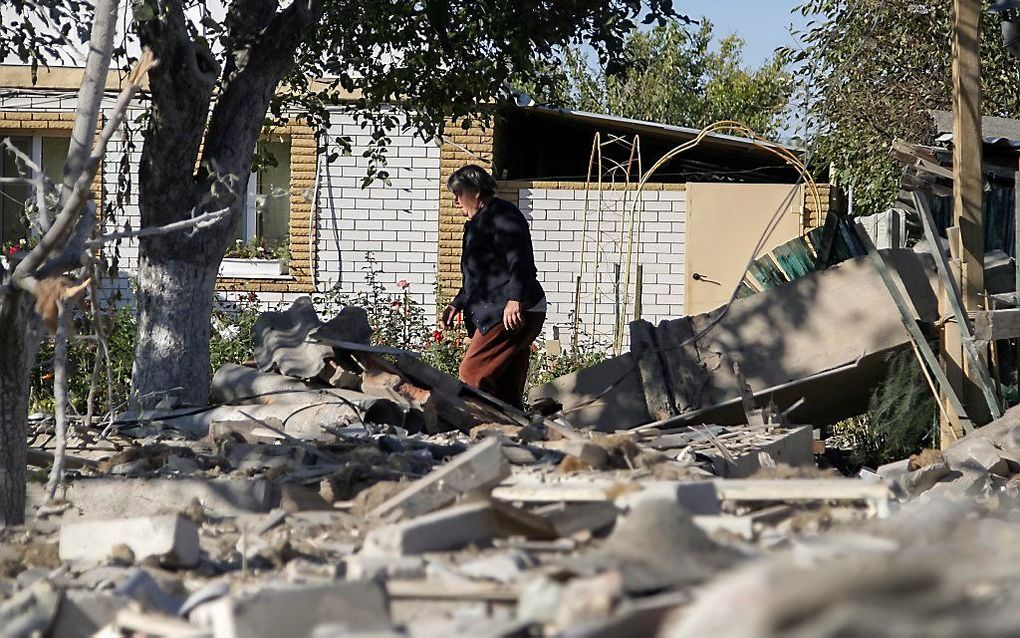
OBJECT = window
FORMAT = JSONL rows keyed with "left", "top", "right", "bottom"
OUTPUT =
{"left": 232, "top": 139, "right": 291, "bottom": 255}
{"left": 0, "top": 134, "right": 71, "bottom": 244}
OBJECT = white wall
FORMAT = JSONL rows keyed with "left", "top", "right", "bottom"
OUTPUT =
{"left": 516, "top": 186, "right": 686, "bottom": 350}
{"left": 0, "top": 89, "right": 443, "bottom": 315}
{"left": 315, "top": 112, "right": 441, "bottom": 312}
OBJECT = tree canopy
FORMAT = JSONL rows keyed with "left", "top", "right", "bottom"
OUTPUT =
{"left": 525, "top": 19, "right": 793, "bottom": 139}
{"left": 788, "top": 0, "right": 1020, "bottom": 214}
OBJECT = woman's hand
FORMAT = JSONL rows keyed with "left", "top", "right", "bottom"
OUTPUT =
{"left": 441, "top": 305, "right": 459, "bottom": 329}
{"left": 503, "top": 299, "right": 523, "bottom": 331}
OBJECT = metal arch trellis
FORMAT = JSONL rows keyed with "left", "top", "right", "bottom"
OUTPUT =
{"left": 573, "top": 120, "right": 821, "bottom": 358}
{"left": 573, "top": 132, "right": 644, "bottom": 357}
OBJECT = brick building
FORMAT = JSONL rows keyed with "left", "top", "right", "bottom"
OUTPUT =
{"left": 0, "top": 65, "right": 825, "bottom": 350}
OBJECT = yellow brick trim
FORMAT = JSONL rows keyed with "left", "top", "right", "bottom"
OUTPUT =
{"left": 499, "top": 180, "right": 687, "bottom": 191}
{"left": 217, "top": 121, "right": 318, "bottom": 295}
{"left": 437, "top": 116, "right": 495, "bottom": 295}
{"left": 802, "top": 183, "right": 831, "bottom": 233}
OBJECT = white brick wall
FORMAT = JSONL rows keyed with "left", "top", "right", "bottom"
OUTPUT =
{"left": 0, "top": 90, "right": 688, "bottom": 349}
{"left": 316, "top": 112, "right": 441, "bottom": 311}
{"left": 519, "top": 186, "right": 686, "bottom": 350}
{"left": 0, "top": 91, "right": 443, "bottom": 315}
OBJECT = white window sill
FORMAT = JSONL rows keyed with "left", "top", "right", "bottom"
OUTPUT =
{"left": 219, "top": 273, "right": 296, "bottom": 281}
{"left": 218, "top": 258, "right": 291, "bottom": 279}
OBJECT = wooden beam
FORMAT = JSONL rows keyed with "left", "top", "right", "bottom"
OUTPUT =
{"left": 950, "top": 0, "right": 990, "bottom": 430}
{"left": 973, "top": 309, "right": 1020, "bottom": 342}
{"left": 913, "top": 193, "right": 1001, "bottom": 419}
{"left": 853, "top": 219, "right": 972, "bottom": 434}
{"left": 1015, "top": 170, "right": 1020, "bottom": 302}
{"left": 952, "top": 0, "right": 985, "bottom": 304}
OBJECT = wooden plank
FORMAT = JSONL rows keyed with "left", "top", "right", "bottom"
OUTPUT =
{"left": 712, "top": 478, "right": 891, "bottom": 502}
{"left": 747, "top": 255, "right": 787, "bottom": 290}
{"left": 629, "top": 319, "right": 677, "bottom": 421}
{"left": 973, "top": 309, "right": 1020, "bottom": 341}
{"left": 853, "top": 219, "right": 973, "bottom": 434}
{"left": 772, "top": 236, "right": 819, "bottom": 280}
{"left": 914, "top": 192, "right": 1001, "bottom": 419}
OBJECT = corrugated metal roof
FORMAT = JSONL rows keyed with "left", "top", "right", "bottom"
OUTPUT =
{"left": 513, "top": 103, "right": 799, "bottom": 153}
{"left": 930, "top": 109, "right": 1020, "bottom": 143}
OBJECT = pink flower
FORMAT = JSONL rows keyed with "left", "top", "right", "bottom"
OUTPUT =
{"left": 396, "top": 279, "right": 410, "bottom": 289}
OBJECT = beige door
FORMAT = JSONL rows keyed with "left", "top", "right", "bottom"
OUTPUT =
{"left": 684, "top": 183, "right": 804, "bottom": 315}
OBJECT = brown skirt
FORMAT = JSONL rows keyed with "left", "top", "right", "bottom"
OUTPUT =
{"left": 459, "top": 312, "right": 545, "bottom": 408}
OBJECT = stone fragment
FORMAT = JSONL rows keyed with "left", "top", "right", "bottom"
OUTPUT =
{"left": 59, "top": 515, "right": 200, "bottom": 567}
{"left": 370, "top": 437, "right": 510, "bottom": 521}
{"left": 540, "top": 440, "right": 610, "bottom": 469}
{"left": 363, "top": 501, "right": 556, "bottom": 556}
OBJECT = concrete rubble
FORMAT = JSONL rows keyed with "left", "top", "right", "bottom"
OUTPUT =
{"left": 10, "top": 294, "right": 1020, "bottom": 637}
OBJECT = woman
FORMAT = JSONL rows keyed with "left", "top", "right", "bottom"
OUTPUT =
{"left": 442, "top": 164, "right": 546, "bottom": 408}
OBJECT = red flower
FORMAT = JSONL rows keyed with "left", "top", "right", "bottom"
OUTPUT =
{"left": 391, "top": 300, "right": 402, "bottom": 308}
{"left": 396, "top": 279, "right": 410, "bottom": 289}
{"left": 7, "top": 246, "right": 18, "bottom": 256}
{"left": 247, "top": 291, "right": 259, "bottom": 303}
{"left": 432, "top": 330, "right": 443, "bottom": 343}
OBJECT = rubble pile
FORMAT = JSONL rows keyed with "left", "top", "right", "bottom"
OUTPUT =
{"left": 8, "top": 297, "right": 1020, "bottom": 637}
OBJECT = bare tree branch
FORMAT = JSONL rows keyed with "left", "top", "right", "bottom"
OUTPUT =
{"left": 43, "top": 299, "right": 69, "bottom": 501}
{"left": 85, "top": 206, "right": 231, "bottom": 248}
{"left": 12, "top": 48, "right": 156, "bottom": 295}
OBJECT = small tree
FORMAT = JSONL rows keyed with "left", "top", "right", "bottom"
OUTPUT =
{"left": 5, "top": 0, "right": 679, "bottom": 408}
{"left": 530, "top": 19, "right": 793, "bottom": 139}
{"left": 787, "top": 0, "right": 1020, "bottom": 214}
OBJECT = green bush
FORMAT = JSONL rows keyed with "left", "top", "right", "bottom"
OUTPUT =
{"left": 829, "top": 348, "right": 937, "bottom": 467}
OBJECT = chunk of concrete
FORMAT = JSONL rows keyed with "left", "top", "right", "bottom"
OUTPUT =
{"left": 362, "top": 501, "right": 556, "bottom": 556}
{"left": 571, "top": 497, "right": 738, "bottom": 594}
{"left": 539, "top": 440, "right": 610, "bottom": 469}
{"left": 59, "top": 515, "right": 200, "bottom": 567}
{"left": 51, "top": 591, "right": 128, "bottom": 638}
{"left": 618, "top": 481, "right": 721, "bottom": 515}
{"left": 204, "top": 582, "right": 390, "bottom": 638}
{"left": 370, "top": 437, "right": 510, "bottom": 521}
{"left": 32, "top": 477, "right": 273, "bottom": 520}
{"left": 344, "top": 555, "right": 426, "bottom": 581}
{"left": 950, "top": 437, "right": 1012, "bottom": 477}
{"left": 899, "top": 459, "right": 951, "bottom": 496}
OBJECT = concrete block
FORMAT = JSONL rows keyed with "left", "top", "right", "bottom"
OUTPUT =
{"left": 196, "top": 582, "right": 391, "bottom": 638}
{"left": 59, "top": 515, "right": 200, "bottom": 566}
{"left": 33, "top": 477, "right": 273, "bottom": 520}
{"left": 539, "top": 440, "right": 610, "bottom": 469}
{"left": 51, "top": 591, "right": 128, "bottom": 638}
{"left": 619, "top": 481, "right": 721, "bottom": 515}
{"left": 370, "top": 437, "right": 510, "bottom": 521}
{"left": 362, "top": 501, "right": 555, "bottom": 556}
{"left": 344, "top": 555, "right": 426, "bottom": 581}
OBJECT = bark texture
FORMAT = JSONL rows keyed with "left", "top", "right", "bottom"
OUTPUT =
{"left": 0, "top": 292, "right": 40, "bottom": 525}
{"left": 131, "top": 0, "right": 321, "bottom": 406}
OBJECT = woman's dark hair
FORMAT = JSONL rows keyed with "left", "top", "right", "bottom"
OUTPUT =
{"left": 447, "top": 164, "right": 497, "bottom": 198}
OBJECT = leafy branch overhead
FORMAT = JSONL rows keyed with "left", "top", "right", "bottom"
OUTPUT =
{"left": 523, "top": 19, "right": 793, "bottom": 139}
{"left": 788, "top": 0, "right": 1020, "bottom": 214}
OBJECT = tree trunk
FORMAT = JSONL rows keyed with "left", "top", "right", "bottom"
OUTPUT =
{"left": 131, "top": 249, "right": 219, "bottom": 407}
{"left": 129, "top": 0, "right": 321, "bottom": 405}
{"left": 0, "top": 291, "right": 40, "bottom": 525}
